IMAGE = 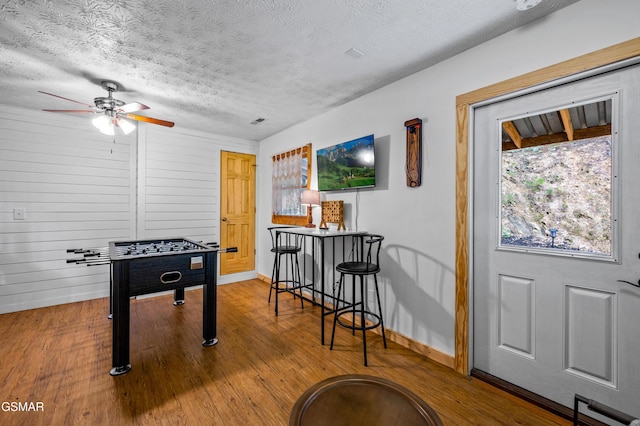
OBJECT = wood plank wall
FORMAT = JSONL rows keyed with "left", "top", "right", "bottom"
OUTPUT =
{"left": 0, "top": 105, "right": 258, "bottom": 314}
{"left": 0, "top": 105, "right": 135, "bottom": 314}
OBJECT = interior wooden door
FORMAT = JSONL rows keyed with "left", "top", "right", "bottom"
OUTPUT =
{"left": 220, "top": 151, "right": 256, "bottom": 275}
{"left": 472, "top": 65, "right": 640, "bottom": 421}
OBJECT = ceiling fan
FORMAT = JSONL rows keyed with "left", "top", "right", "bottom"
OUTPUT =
{"left": 39, "top": 81, "right": 174, "bottom": 135}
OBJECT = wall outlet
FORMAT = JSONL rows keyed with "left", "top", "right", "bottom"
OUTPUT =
{"left": 13, "top": 208, "right": 26, "bottom": 220}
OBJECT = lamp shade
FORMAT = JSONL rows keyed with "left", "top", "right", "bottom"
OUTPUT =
{"left": 301, "top": 189, "right": 320, "bottom": 206}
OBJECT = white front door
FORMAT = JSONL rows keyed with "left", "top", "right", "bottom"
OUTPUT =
{"left": 473, "top": 64, "right": 640, "bottom": 420}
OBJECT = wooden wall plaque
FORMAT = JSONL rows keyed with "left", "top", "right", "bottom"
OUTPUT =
{"left": 405, "top": 118, "right": 422, "bottom": 187}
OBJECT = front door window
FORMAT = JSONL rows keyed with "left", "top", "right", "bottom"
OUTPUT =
{"left": 499, "top": 98, "right": 616, "bottom": 260}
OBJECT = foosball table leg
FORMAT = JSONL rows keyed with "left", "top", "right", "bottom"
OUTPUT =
{"left": 173, "top": 288, "right": 185, "bottom": 306}
{"left": 110, "top": 261, "right": 132, "bottom": 376}
{"left": 202, "top": 251, "right": 218, "bottom": 347}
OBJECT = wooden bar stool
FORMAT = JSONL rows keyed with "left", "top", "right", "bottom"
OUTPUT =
{"left": 330, "top": 234, "right": 386, "bottom": 366}
{"left": 268, "top": 226, "right": 304, "bottom": 315}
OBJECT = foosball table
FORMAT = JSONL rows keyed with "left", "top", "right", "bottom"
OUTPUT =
{"left": 68, "top": 238, "right": 237, "bottom": 376}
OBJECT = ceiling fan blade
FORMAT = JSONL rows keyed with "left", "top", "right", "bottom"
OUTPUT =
{"left": 123, "top": 113, "right": 175, "bottom": 127}
{"left": 117, "top": 102, "right": 149, "bottom": 113}
{"left": 43, "top": 109, "right": 98, "bottom": 113}
{"left": 38, "top": 91, "right": 94, "bottom": 108}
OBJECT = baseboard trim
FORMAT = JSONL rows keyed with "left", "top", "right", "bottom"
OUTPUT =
{"left": 383, "top": 328, "right": 455, "bottom": 369}
{"left": 218, "top": 271, "right": 258, "bottom": 285}
{"left": 254, "top": 274, "right": 455, "bottom": 369}
{"left": 0, "top": 289, "right": 110, "bottom": 315}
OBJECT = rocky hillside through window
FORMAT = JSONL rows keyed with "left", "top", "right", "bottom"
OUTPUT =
{"left": 501, "top": 136, "right": 612, "bottom": 255}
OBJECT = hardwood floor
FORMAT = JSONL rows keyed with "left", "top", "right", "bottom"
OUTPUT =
{"left": 0, "top": 279, "right": 571, "bottom": 425}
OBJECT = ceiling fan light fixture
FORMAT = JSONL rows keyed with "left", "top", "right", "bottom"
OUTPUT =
{"left": 116, "top": 117, "right": 136, "bottom": 135}
{"left": 92, "top": 114, "right": 115, "bottom": 135}
{"left": 92, "top": 112, "right": 136, "bottom": 135}
{"left": 99, "top": 123, "right": 115, "bottom": 136}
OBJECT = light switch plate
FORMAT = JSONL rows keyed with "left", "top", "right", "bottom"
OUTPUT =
{"left": 13, "top": 208, "right": 26, "bottom": 220}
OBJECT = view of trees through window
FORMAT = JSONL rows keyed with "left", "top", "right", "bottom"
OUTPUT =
{"left": 500, "top": 101, "right": 613, "bottom": 256}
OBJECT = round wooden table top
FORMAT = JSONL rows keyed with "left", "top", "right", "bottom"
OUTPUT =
{"left": 289, "top": 374, "right": 444, "bottom": 426}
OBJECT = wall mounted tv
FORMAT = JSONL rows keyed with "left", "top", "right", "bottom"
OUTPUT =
{"left": 316, "top": 134, "right": 375, "bottom": 191}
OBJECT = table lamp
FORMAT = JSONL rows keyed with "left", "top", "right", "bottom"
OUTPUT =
{"left": 301, "top": 189, "right": 320, "bottom": 228}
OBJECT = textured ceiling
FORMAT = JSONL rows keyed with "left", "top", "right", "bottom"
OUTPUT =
{"left": 0, "top": 0, "right": 581, "bottom": 141}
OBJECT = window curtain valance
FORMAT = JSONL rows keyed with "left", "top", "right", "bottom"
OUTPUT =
{"left": 272, "top": 143, "right": 311, "bottom": 225}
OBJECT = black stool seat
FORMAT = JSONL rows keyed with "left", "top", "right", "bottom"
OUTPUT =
{"left": 330, "top": 234, "right": 386, "bottom": 366}
{"left": 336, "top": 262, "right": 379, "bottom": 275}
{"left": 271, "top": 245, "right": 300, "bottom": 254}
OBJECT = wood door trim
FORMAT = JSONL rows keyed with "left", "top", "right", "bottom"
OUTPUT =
{"left": 455, "top": 37, "right": 640, "bottom": 375}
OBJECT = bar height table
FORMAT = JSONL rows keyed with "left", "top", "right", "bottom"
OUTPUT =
{"left": 275, "top": 227, "right": 368, "bottom": 345}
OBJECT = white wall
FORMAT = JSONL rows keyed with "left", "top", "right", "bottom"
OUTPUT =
{"left": 0, "top": 106, "right": 258, "bottom": 314}
{"left": 257, "top": 0, "right": 640, "bottom": 357}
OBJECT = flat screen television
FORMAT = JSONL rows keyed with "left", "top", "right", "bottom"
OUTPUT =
{"left": 316, "top": 134, "right": 375, "bottom": 191}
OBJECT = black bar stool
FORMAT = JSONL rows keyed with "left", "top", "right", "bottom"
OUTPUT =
{"left": 330, "top": 234, "right": 386, "bottom": 366}
{"left": 268, "top": 226, "right": 304, "bottom": 315}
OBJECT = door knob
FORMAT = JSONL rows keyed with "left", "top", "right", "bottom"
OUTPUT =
{"left": 221, "top": 217, "right": 228, "bottom": 222}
